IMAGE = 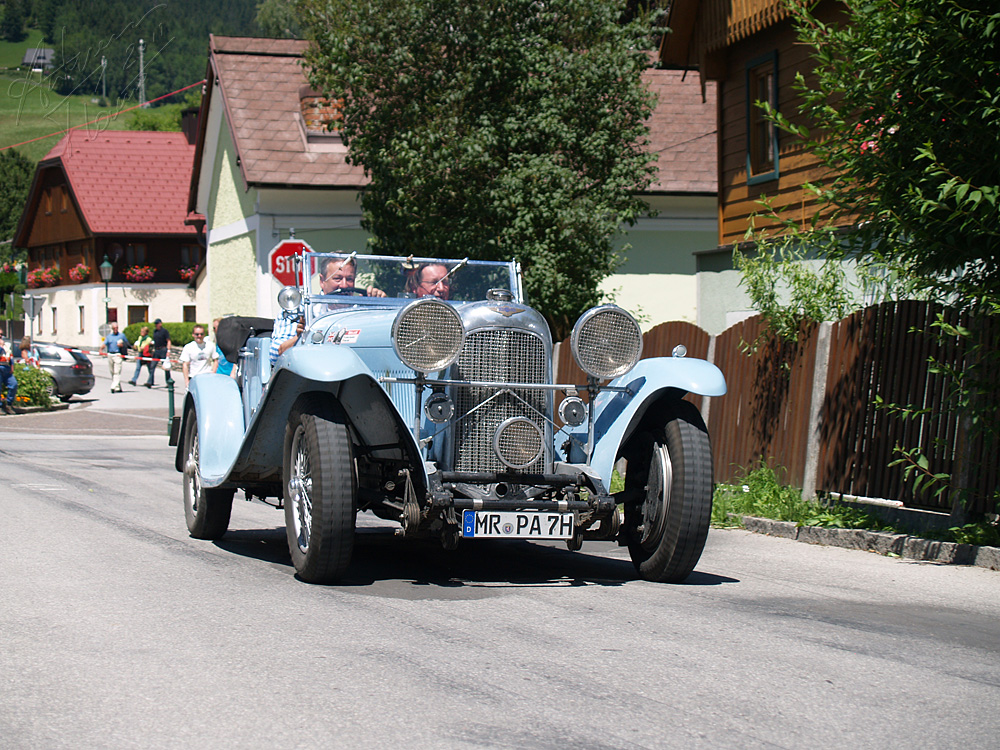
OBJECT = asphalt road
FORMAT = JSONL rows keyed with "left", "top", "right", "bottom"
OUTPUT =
{"left": 1, "top": 365, "right": 998, "bottom": 748}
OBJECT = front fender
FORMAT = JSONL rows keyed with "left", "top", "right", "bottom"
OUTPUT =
{"left": 228, "top": 344, "right": 423, "bottom": 486}
{"left": 582, "top": 357, "right": 727, "bottom": 482}
{"left": 173, "top": 373, "right": 245, "bottom": 485}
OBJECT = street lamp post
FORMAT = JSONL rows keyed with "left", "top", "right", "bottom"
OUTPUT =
{"left": 99, "top": 254, "right": 113, "bottom": 323}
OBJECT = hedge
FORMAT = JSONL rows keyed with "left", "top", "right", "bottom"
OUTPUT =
{"left": 122, "top": 321, "right": 208, "bottom": 348}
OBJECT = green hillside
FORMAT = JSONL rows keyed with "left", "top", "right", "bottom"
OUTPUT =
{"left": 0, "top": 28, "right": 44, "bottom": 68}
{"left": 0, "top": 71, "right": 140, "bottom": 162}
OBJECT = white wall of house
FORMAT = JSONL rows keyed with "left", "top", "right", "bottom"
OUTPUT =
{"left": 22, "top": 283, "right": 196, "bottom": 350}
{"left": 604, "top": 194, "right": 716, "bottom": 330}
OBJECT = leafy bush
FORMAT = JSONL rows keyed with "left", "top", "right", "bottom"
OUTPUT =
{"left": 12, "top": 363, "right": 53, "bottom": 408}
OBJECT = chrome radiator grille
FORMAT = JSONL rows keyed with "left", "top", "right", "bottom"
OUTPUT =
{"left": 450, "top": 329, "right": 549, "bottom": 473}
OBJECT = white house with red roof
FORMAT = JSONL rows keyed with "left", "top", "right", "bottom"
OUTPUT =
{"left": 14, "top": 129, "right": 205, "bottom": 348}
{"left": 189, "top": 35, "right": 718, "bottom": 329}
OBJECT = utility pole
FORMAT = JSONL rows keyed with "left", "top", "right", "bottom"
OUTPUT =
{"left": 138, "top": 39, "right": 146, "bottom": 107}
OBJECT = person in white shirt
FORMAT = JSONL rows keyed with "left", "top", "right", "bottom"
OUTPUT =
{"left": 179, "top": 324, "right": 218, "bottom": 387}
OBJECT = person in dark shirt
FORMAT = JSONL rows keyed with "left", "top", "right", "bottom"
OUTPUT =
{"left": 0, "top": 331, "right": 17, "bottom": 414}
{"left": 147, "top": 318, "right": 173, "bottom": 388}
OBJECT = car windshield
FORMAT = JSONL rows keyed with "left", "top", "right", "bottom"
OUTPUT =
{"left": 298, "top": 253, "right": 519, "bottom": 307}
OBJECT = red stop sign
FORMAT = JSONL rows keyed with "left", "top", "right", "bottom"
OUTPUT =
{"left": 269, "top": 239, "right": 313, "bottom": 286}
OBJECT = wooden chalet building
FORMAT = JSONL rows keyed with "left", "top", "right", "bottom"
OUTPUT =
{"left": 14, "top": 129, "right": 206, "bottom": 346}
{"left": 662, "top": 0, "right": 853, "bottom": 333}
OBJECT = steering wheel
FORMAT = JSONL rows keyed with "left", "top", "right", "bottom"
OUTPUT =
{"left": 329, "top": 286, "right": 367, "bottom": 296}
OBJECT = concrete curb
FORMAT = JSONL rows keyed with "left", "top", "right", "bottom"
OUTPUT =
{"left": 3, "top": 402, "right": 70, "bottom": 416}
{"left": 738, "top": 515, "right": 1000, "bottom": 571}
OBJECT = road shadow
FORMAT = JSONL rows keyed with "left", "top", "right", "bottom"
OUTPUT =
{"left": 214, "top": 526, "right": 739, "bottom": 590}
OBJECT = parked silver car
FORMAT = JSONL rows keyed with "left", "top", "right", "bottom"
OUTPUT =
{"left": 32, "top": 343, "right": 95, "bottom": 400}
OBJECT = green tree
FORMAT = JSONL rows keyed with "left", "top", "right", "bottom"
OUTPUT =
{"left": 2, "top": 0, "right": 27, "bottom": 42}
{"left": 299, "top": 0, "right": 659, "bottom": 338}
{"left": 256, "top": 0, "right": 301, "bottom": 38}
{"left": 748, "top": 1, "right": 1000, "bottom": 519}
{"left": 772, "top": 0, "right": 1000, "bottom": 307}
{"left": 0, "top": 149, "right": 34, "bottom": 243}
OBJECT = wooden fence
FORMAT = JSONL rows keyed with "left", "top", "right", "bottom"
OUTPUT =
{"left": 555, "top": 301, "right": 999, "bottom": 514}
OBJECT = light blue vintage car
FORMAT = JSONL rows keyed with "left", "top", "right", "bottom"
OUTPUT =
{"left": 173, "top": 252, "right": 726, "bottom": 583}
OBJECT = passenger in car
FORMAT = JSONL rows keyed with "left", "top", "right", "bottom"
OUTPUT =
{"left": 405, "top": 262, "right": 452, "bottom": 300}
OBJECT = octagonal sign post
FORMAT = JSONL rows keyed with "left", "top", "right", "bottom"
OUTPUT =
{"left": 269, "top": 239, "right": 314, "bottom": 287}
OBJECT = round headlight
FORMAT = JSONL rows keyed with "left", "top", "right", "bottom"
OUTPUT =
{"left": 392, "top": 298, "right": 465, "bottom": 374}
{"left": 570, "top": 305, "right": 643, "bottom": 380}
{"left": 277, "top": 286, "right": 302, "bottom": 311}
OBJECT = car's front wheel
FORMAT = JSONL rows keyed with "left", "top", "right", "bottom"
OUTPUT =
{"left": 283, "top": 404, "right": 356, "bottom": 583}
{"left": 624, "top": 400, "right": 713, "bottom": 583}
{"left": 182, "top": 410, "right": 234, "bottom": 539}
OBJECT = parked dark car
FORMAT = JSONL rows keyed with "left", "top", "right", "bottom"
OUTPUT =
{"left": 32, "top": 343, "right": 95, "bottom": 400}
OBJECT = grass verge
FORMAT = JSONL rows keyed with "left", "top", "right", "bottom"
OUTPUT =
{"left": 711, "top": 460, "right": 1000, "bottom": 548}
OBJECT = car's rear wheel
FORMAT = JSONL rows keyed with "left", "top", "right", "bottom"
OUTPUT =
{"left": 283, "top": 404, "right": 356, "bottom": 583}
{"left": 624, "top": 400, "right": 713, "bottom": 583}
{"left": 182, "top": 411, "right": 234, "bottom": 539}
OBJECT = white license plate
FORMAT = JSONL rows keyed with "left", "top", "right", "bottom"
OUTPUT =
{"left": 462, "top": 510, "right": 575, "bottom": 539}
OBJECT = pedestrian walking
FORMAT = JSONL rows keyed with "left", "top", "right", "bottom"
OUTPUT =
{"left": 148, "top": 318, "right": 172, "bottom": 388}
{"left": 180, "top": 324, "right": 218, "bottom": 388}
{"left": 100, "top": 321, "right": 129, "bottom": 393}
{"left": 128, "top": 325, "right": 155, "bottom": 386}
{"left": 0, "top": 331, "right": 18, "bottom": 414}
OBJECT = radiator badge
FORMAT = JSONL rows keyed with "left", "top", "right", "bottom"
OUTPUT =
{"left": 489, "top": 303, "right": 525, "bottom": 318}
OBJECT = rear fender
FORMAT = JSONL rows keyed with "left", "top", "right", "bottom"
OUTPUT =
{"left": 567, "top": 357, "right": 726, "bottom": 484}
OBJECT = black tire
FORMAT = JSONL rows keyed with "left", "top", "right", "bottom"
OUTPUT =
{"left": 624, "top": 400, "right": 713, "bottom": 583}
{"left": 182, "top": 411, "right": 234, "bottom": 539}
{"left": 42, "top": 374, "right": 57, "bottom": 398}
{"left": 283, "top": 404, "right": 356, "bottom": 583}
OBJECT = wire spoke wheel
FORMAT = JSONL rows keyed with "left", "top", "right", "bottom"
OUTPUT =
{"left": 289, "top": 425, "right": 314, "bottom": 553}
{"left": 283, "top": 402, "right": 356, "bottom": 583}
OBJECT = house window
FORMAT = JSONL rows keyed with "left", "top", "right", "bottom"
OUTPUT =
{"left": 128, "top": 305, "right": 148, "bottom": 325}
{"left": 180, "top": 244, "right": 202, "bottom": 267}
{"left": 183, "top": 305, "right": 197, "bottom": 323}
{"left": 746, "top": 51, "right": 779, "bottom": 183}
{"left": 125, "top": 244, "right": 147, "bottom": 266}
{"left": 50, "top": 306, "right": 57, "bottom": 335}
{"left": 78, "top": 306, "right": 85, "bottom": 333}
{"left": 108, "top": 307, "right": 118, "bottom": 323}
